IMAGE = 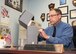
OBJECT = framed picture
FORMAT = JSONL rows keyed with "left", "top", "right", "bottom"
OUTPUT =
{"left": 58, "top": 6, "right": 68, "bottom": 15}
{"left": 0, "top": 25, "right": 11, "bottom": 45}
{"left": 5, "top": 0, "right": 23, "bottom": 12}
{"left": 70, "top": 9, "right": 76, "bottom": 19}
{"left": 60, "top": 0, "right": 66, "bottom": 5}
{"left": 61, "top": 16, "right": 68, "bottom": 23}
{"left": 40, "top": 13, "right": 45, "bottom": 22}
{"left": 47, "top": 13, "right": 50, "bottom": 21}
{"left": 48, "top": 21, "right": 51, "bottom": 27}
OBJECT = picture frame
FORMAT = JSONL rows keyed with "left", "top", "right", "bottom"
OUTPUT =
{"left": 61, "top": 16, "right": 68, "bottom": 23}
{"left": 60, "top": 0, "right": 66, "bottom": 5}
{"left": 47, "top": 13, "right": 50, "bottom": 21}
{"left": 70, "top": 9, "right": 76, "bottom": 19}
{"left": 58, "top": 6, "right": 68, "bottom": 15}
{"left": 40, "top": 13, "right": 45, "bottom": 22}
{"left": 48, "top": 22, "right": 51, "bottom": 27}
{"left": 5, "top": 0, "right": 23, "bottom": 12}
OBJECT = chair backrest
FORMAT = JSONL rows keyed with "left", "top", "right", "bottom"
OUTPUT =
{"left": 72, "top": 26, "right": 76, "bottom": 48}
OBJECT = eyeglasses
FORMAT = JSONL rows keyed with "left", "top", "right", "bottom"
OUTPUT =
{"left": 49, "top": 14, "right": 59, "bottom": 17}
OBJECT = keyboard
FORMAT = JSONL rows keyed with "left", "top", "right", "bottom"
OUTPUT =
{"left": 24, "top": 44, "right": 56, "bottom": 51}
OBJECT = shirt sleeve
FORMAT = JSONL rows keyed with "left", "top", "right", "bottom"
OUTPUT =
{"left": 46, "top": 25, "right": 73, "bottom": 47}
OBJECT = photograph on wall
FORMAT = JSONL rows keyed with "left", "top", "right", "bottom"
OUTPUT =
{"left": 47, "top": 13, "right": 50, "bottom": 21}
{"left": 61, "top": 16, "right": 68, "bottom": 23}
{"left": 5, "top": 0, "right": 23, "bottom": 12}
{"left": 58, "top": 6, "right": 68, "bottom": 15}
{"left": 40, "top": 13, "right": 45, "bottom": 22}
{"left": 60, "top": 0, "right": 66, "bottom": 5}
{"left": 70, "top": 9, "right": 76, "bottom": 19}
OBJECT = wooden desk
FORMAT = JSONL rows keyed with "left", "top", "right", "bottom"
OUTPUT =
{"left": 0, "top": 49, "right": 76, "bottom": 54}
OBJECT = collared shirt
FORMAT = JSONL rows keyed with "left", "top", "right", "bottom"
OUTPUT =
{"left": 39, "top": 21, "right": 74, "bottom": 48}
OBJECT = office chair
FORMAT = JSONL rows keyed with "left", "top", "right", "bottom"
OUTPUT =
{"left": 72, "top": 26, "right": 76, "bottom": 48}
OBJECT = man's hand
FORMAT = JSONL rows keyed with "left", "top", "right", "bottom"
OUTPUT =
{"left": 38, "top": 29, "right": 49, "bottom": 39}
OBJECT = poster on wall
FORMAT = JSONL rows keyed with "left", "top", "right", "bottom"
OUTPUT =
{"left": 5, "top": 0, "right": 23, "bottom": 12}
{"left": 0, "top": 6, "right": 11, "bottom": 46}
{"left": 0, "top": 25, "right": 11, "bottom": 45}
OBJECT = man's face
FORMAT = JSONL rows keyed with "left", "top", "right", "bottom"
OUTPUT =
{"left": 49, "top": 10, "right": 61, "bottom": 25}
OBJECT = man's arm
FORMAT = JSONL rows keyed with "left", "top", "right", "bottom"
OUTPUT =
{"left": 46, "top": 25, "right": 73, "bottom": 47}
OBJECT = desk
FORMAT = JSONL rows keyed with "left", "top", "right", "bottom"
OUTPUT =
{"left": 0, "top": 49, "right": 76, "bottom": 54}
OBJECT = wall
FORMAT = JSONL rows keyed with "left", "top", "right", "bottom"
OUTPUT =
{"left": 0, "top": 0, "right": 23, "bottom": 46}
{"left": 28, "top": 0, "right": 76, "bottom": 27}
{"left": 0, "top": 0, "right": 30, "bottom": 47}
{"left": 28, "top": 0, "right": 51, "bottom": 28}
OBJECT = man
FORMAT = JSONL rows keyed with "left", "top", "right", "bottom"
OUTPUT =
{"left": 38, "top": 8, "right": 74, "bottom": 48}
